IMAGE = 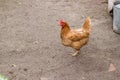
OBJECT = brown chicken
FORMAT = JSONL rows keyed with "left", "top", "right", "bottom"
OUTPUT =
{"left": 59, "top": 17, "right": 91, "bottom": 56}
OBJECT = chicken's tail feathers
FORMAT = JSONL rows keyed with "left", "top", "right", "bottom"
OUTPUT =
{"left": 82, "top": 17, "right": 91, "bottom": 32}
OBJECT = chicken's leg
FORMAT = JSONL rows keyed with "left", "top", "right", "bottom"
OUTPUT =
{"left": 72, "top": 51, "right": 79, "bottom": 57}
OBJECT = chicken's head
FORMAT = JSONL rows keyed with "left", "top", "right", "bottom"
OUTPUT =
{"left": 59, "top": 20, "right": 68, "bottom": 28}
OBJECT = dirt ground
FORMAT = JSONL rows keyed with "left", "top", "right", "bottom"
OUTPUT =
{"left": 0, "top": 0, "right": 120, "bottom": 80}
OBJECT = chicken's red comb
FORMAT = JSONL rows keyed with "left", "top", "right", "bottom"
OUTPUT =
{"left": 59, "top": 20, "right": 64, "bottom": 26}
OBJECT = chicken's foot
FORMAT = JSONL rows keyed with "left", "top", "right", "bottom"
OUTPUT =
{"left": 72, "top": 51, "right": 79, "bottom": 57}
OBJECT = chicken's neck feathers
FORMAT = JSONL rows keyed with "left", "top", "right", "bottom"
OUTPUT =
{"left": 61, "top": 25, "right": 70, "bottom": 38}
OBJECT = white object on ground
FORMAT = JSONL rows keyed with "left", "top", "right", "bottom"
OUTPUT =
{"left": 113, "top": 4, "right": 120, "bottom": 34}
{"left": 108, "top": 63, "right": 116, "bottom": 72}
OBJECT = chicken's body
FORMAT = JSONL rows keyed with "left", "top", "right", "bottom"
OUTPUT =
{"left": 59, "top": 18, "right": 91, "bottom": 56}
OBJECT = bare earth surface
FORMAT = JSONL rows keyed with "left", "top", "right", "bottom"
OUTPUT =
{"left": 0, "top": 0, "right": 120, "bottom": 80}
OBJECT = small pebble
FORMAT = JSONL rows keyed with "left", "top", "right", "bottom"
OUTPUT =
{"left": 11, "top": 64, "right": 16, "bottom": 67}
{"left": 23, "top": 68, "right": 28, "bottom": 72}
